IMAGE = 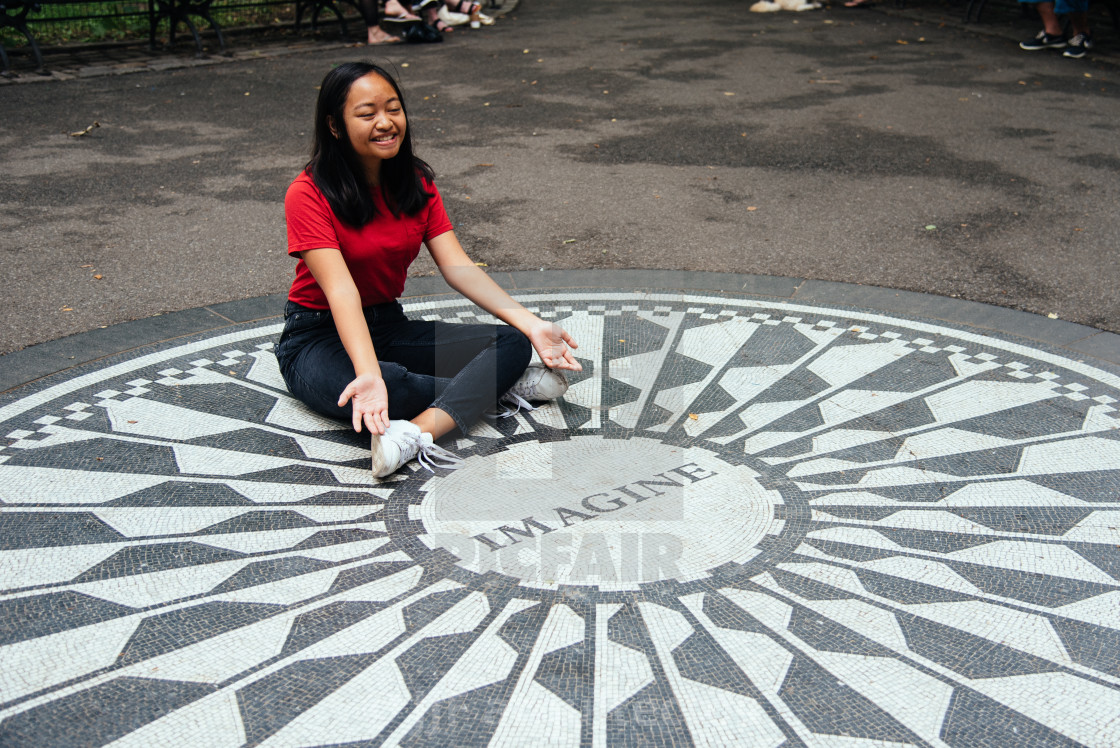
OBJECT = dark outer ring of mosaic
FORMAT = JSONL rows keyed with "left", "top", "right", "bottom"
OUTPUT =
{"left": 3, "top": 293, "right": 1119, "bottom": 405}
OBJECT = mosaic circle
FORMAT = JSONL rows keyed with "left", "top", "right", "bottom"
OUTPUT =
{"left": 0, "top": 290, "right": 1118, "bottom": 747}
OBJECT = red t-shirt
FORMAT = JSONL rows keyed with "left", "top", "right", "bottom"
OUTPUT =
{"left": 285, "top": 171, "right": 454, "bottom": 309}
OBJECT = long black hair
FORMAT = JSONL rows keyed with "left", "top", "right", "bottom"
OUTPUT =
{"left": 306, "top": 62, "right": 434, "bottom": 227}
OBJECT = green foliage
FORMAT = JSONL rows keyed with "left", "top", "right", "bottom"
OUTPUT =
{"left": 2, "top": 0, "right": 300, "bottom": 47}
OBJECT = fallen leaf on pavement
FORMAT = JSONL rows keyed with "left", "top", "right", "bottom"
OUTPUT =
{"left": 69, "top": 122, "right": 100, "bottom": 137}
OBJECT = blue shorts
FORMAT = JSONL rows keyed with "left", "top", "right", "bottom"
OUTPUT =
{"left": 1019, "top": 0, "right": 1088, "bottom": 14}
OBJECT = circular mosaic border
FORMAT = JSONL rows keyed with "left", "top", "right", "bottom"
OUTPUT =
{"left": 1, "top": 290, "right": 1118, "bottom": 747}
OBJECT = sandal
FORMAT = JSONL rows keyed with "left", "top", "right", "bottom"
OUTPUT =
{"left": 368, "top": 26, "right": 403, "bottom": 43}
{"left": 411, "top": 0, "right": 453, "bottom": 31}
{"left": 382, "top": 0, "right": 420, "bottom": 23}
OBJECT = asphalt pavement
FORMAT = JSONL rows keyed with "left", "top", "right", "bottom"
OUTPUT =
{"left": 2, "top": 0, "right": 1118, "bottom": 360}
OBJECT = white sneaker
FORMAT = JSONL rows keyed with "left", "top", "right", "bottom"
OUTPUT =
{"left": 495, "top": 363, "right": 569, "bottom": 417}
{"left": 437, "top": 6, "right": 470, "bottom": 25}
{"left": 371, "top": 420, "right": 463, "bottom": 478}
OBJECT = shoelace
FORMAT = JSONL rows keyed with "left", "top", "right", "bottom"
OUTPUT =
{"left": 407, "top": 435, "right": 464, "bottom": 472}
{"left": 491, "top": 392, "right": 538, "bottom": 419}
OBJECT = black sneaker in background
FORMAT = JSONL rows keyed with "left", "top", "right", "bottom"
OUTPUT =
{"left": 1063, "top": 33, "right": 1093, "bottom": 58}
{"left": 1020, "top": 31, "right": 1067, "bottom": 50}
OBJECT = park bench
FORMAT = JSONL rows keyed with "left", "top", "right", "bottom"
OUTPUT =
{"left": 3, "top": 0, "right": 501, "bottom": 77}
{"left": 1, "top": 0, "right": 233, "bottom": 74}
{"left": 0, "top": 0, "right": 370, "bottom": 75}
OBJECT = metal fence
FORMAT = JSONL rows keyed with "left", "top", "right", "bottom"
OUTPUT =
{"left": 1, "top": 0, "right": 328, "bottom": 47}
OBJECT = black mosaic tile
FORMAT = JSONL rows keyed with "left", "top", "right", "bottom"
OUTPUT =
{"left": 947, "top": 507, "right": 1094, "bottom": 536}
{"left": 760, "top": 402, "right": 828, "bottom": 434}
{"left": 282, "top": 601, "right": 383, "bottom": 656}
{"left": 237, "top": 654, "right": 379, "bottom": 744}
{"left": 947, "top": 564, "right": 1109, "bottom": 607}
{"left": 702, "top": 591, "right": 773, "bottom": 635}
{"left": 605, "top": 683, "right": 692, "bottom": 748}
{"left": 854, "top": 567, "right": 976, "bottom": 604}
{"left": 846, "top": 350, "right": 960, "bottom": 393}
{"left": 842, "top": 396, "right": 938, "bottom": 433}
{"left": 770, "top": 568, "right": 859, "bottom": 601}
{"left": 751, "top": 369, "right": 831, "bottom": 406}
{"left": 197, "top": 509, "right": 318, "bottom": 535}
{"left": 1051, "top": 617, "right": 1120, "bottom": 678}
{"left": 803, "top": 537, "right": 901, "bottom": 562}
{"left": 119, "top": 601, "right": 282, "bottom": 664}
{"left": 328, "top": 561, "right": 417, "bottom": 595}
{"left": 498, "top": 604, "right": 551, "bottom": 655}
{"left": 606, "top": 604, "right": 652, "bottom": 654}
{"left": 814, "top": 505, "right": 913, "bottom": 522}
{"left": 779, "top": 655, "right": 922, "bottom": 742}
{"left": 397, "top": 632, "right": 479, "bottom": 702}
{"left": 534, "top": 641, "right": 591, "bottom": 710}
{"left": 398, "top": 682, "right": 507, "bottom": 747}
{"left": 0, "top": 512, "right": 124, "bottom": 549}
{"left": 146, "top": 383, "right": 281, "bottom": 425}
{"left": 71, "top": 541, "right": 246, "bottom": 583}
{"left": 955, "top": 399, "right": 1090, "bottom": 440}
{"left": 0, "top": 591, "right": 135, "bottom": 645}
{"left": 107, "top": 481, "right": 255, "bottom": 506}
{"left": 1031, "top": 472, "right": 1120, "bottom": 503}
{"left": 731, "top": 322, "right": 820, "bottom": 366}
{"left": 787, "top": 606, "right": 898, "bottom": 657}
{"left": 209, "top": 556, "right": 335, "bottom": 594}
{"left": 874, "top": 527, "right": 1000, "bottom": 553}
{"left": 940, "top": 688, "right": 1081, "bottom": 747}
{"left": 4, "top": 440, "right": 180, "bottom": 475}
{"left": 291, "top": 527, "right": 387, "bottom": 551}
{"left": 807, "top": 435, "right": 907, "bottom": 464}
{"left": 184, "top": 428, "right": 311, "bottom": 461}
{"left": 671, "top": 632, "right": 754, "bottom": 697}
{"left": 401, "top": 589, "right": 471, "bottom": 633}
{"left": 1069, "top": 542, "right": 1120, "bottom": 581}
{"left": 221, "top": 465, "right": 344, "bottom": 484}
{"left": 0, "top": 678, "right": 213, "bottom": 747}
{"left": 897, "top": 614, "right": 1064, "bottom": 678}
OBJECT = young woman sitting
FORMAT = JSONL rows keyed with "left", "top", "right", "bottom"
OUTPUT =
{"left": 276, "top": 62, "right": 580, "bottom": 478}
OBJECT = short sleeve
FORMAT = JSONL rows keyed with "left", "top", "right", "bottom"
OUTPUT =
{"left": 285, "top": 175, "right": 341, "bottom": 256}
{"left": 423, "top": 182, "right": 455, "bottom": 242}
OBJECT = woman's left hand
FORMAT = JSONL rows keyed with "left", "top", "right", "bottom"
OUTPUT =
{"left": 527, "top": 319, "right": 582, "bottom": 371}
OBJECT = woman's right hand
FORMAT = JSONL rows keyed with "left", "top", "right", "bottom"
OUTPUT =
{"left": 338, "top": 372, "right": 390, "bottom": 435}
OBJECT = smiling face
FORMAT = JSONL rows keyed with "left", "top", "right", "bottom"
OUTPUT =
{"left": 333, "top": 72, "right": 407, "bottom": 184}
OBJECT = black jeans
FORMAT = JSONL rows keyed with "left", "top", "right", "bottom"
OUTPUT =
{"left": 275, "top": 300, "right": 532, "bottom": 435}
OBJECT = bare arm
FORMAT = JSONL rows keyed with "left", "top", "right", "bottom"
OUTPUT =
{"left": 300, "top": 248, "right": 391, "bottom": 434}
{"left": 426, "top": 230, "right": 581, "bottom": 371}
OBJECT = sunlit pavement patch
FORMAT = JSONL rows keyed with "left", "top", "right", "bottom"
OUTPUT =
{"left": 1, "top": 289, "right": 1118, "bottom": 746}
